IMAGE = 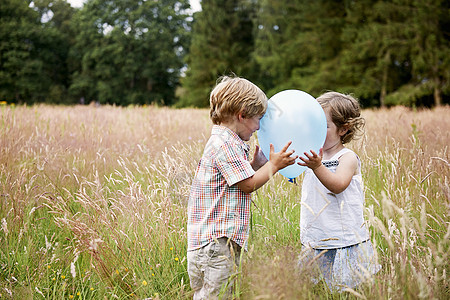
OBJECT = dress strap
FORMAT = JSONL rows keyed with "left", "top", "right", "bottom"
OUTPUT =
{"left": 328, "top": 148, "right": 352, "bottom": 161}
{"left": 326, "top": 148, "right": 361, "bottom": 174}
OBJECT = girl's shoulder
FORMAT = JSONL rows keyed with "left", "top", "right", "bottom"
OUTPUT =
{"left": 336, "top": 148, "right": 361, "bottom": 175}
{"left": 322, "top": 148, "right": 358, "bottom": 169}
{"left": 329, "top": 148, "right": 356, "bottom": 161}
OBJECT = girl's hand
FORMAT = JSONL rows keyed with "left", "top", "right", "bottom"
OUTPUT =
{"left": 251, "top": 145, "right": 268, "bottom": 171}
{"left": 298, "top": 150, "right": 358, "bottom": 194}
{"left": 298, "top": 148, "right": 323, "bottom": 170}
{"left": 269, "top": 141, "right": 298, "bottom": 171}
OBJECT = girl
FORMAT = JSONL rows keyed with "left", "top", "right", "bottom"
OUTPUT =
{"left": 298, "top": 92, "right": 380, "bottom": 291}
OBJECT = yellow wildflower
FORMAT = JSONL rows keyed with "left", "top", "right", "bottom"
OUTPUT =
{"left": 90, "top": 287, "right": 94, "bottom": 291}
{"left": 175, "top": 257, "right": 179, "bottom": 261}
{"left": 61, "top": 275, "right": 66, "bottom": 279}
{"left": 77, "top": 292, "right": 80, "bottom": 296}
{"left": 69, "top": 295, "right": 73, "bottom": 299}
{"left": 142, "top": 280, "right": 148, "bottom": 286}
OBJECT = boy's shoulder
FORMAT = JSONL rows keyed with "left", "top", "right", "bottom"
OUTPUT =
{"left": 205, "top": 125, "right": 249, "bottom": 156}
{"left": 210, "top": 125, "right": 246, "bottom": 147}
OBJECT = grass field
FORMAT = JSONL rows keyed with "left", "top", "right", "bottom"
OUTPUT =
{"left": 0, "top": 104, "right": 449, "bottom": 299}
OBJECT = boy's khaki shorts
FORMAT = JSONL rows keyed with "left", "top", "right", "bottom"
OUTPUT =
{"left": 187, "top": 237, "right": 241, "bottom": 300}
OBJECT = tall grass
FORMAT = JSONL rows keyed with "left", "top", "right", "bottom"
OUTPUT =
{"left": 242, "top": 106, "right": 449, "bottom": 299}
{"left": 0, "top": 104, "right": 448, "bottom": 299}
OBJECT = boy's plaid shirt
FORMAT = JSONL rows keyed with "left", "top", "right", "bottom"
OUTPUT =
{"left": 187, "top": 125, "right": 255, "bottom": 251}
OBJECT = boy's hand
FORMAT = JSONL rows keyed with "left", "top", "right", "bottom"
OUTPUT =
{"left": 269, "top": 141, "right": 297, "bottom": 171}
{"left": 237, "top": 141, "right": 297, "bottom": 193}
{"left": 298, "top": 148, "right": 323, "bottom": 170}
{"left": 251, "top": 145, "right": 268, "bottom": 171}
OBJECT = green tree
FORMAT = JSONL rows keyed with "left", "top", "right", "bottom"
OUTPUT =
{"left": 408, "top": 0, "right": 450, "bottom": 106}
{"left": 252, "top": 0, "right": 295, "bottom": 94}
{"left": 252, "top": 0, "right": 449, "bottom": 107}
{"left": 70, "top": 0, "right": 191, "bottom": 105}
{"left": 0, "top": 0, "right": 76, "bottom": 104}
{"left": 33, "top": 0, "right": 77, "bottom": 104}
{"left": 338, "top": 0, "right": 415, "bottom": 107}
{"left": 337, "top": 0, "right": 449, "bottom": 107}
{"left": 253, "top": 0, "right": 347, "bottom": 98}
{"left": 0, "top": 0, "right": 44, "bottom": 103}
{"left": 289, "top": 0, "right": 347, "bottom": 97}
{"left": 178, "top": 0, "right": 256, "bottom": 107}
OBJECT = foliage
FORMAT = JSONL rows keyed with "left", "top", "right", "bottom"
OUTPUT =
{"left": 0, "top": 0, "right": 62, "bottom": 103}
{"left": 0, "top": 0, "right": 449, "bottom": 106}
{"left": 409, "top": 0, "right": 450, "bottom": 107}
{"left": 34, "top": 0, "right": 77, "bottom": 104}
{"left": 0, "top": 0, "right": 191, "bottom": 106}
{"left": 178, "top": 0, "right": 257, "bottom": 107}
{"left": 253, "top": 0, "right": 346, "bottom": 97}
{"left": 69, "top": 0, "right": 191, "bottom": 105}
{"left": 181, "top": 0, "right": 450, "bottom": 107}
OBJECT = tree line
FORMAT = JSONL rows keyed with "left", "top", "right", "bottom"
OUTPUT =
{"left": 1, "top": 0, "right": 449, "bottom": 107}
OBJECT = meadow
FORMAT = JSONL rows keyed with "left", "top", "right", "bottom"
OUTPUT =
{"left": 0, "top": 104, "right": 448, "bottom": 299}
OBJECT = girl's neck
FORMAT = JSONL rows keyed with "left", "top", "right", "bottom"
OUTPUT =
{"left": 323, "top": 141, "right": 345, "bottom": 160}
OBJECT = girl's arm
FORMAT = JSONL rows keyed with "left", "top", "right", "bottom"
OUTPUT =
{"left": 250, "top": 144, "right": 268, "bottom": 171}
{"left": 298, "top": 149, "right": 358, "bottom": 194}
{"left": 237, "top": 142, "right": 297, "bottom": 193}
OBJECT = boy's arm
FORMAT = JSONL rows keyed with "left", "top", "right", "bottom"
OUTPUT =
{"left": 298, "top": 149, "right": 357, "bottom": 194}
{"left": 237, "top": 142, "right": 297, "bottom": 193}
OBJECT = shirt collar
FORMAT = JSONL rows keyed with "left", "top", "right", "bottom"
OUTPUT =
{"left": 211, "top": 125, "right": 250, "bottom": 152}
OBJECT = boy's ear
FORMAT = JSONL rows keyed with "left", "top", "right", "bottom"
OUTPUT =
{"left": 237, "top": 111, "right": 245, "bottom": 121}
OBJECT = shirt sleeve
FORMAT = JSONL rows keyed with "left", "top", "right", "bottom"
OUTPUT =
{"left": 215, "top": 141, "right": 255, "bottom": 187}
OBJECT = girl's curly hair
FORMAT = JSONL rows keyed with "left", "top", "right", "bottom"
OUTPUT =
{"left": 317, "top": 92, "right": 365, "bottom": 144}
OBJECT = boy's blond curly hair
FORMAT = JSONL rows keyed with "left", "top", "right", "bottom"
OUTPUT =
{"left": 210, "top": 76, "right": 267, "bottom": 125}
{"left": 317, "top": 92, "right": 365, "bottom": 144}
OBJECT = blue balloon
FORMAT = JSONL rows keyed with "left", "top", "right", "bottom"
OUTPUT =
{"left": 257, "top": 90, "right": 327, "bottom": 179}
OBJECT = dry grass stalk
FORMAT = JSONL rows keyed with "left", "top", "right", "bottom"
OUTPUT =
{"left": 1, "top": 104, "right": 448, "bottom": 299}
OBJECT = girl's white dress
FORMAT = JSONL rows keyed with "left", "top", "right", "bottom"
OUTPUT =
{"left": 299, "top": 148, "right": 380, "bottom": 291}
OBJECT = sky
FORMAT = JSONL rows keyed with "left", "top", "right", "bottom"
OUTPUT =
{"left": 67, "top": 0, "right": 201, "bottom": 12}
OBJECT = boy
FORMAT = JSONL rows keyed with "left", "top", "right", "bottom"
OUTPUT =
{"left": 187, "top": 76, "right": 297, "bottom": 299}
